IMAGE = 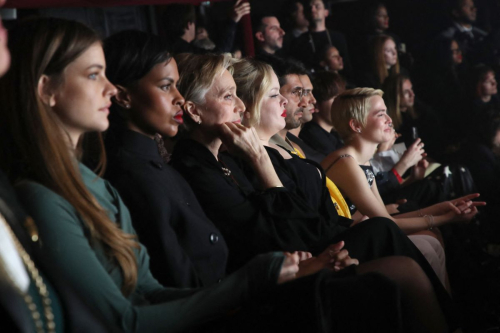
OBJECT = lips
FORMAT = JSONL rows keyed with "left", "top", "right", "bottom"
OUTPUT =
{"left": 281, "top": 109, "right": 287, "bottom": 117}
{"left": 99, "top": 103, "right": 111, "bottom": 113}
{"left": 173, "top": 110, "right": 184, "bottom": 124}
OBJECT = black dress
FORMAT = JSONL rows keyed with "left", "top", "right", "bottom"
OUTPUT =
{"left": 171, "top": 139, "right": 458, "bottom": 330}
{"left": 264, "top": 147, "right": 460, "bottom": 331}
{"left": 170, "top": 138, "right": 347, "bottom": 272}
{"left": 104, "top": 128, "right": 228, "bottom": 288}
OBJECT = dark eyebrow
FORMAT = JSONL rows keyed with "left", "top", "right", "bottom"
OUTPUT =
{"left": 158, "top": 77, "right": 175, "bottom": 84}
{"left": 86, "top": 64, "right": 104, "bottom": 70}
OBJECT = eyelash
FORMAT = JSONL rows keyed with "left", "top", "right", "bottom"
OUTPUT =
{"left": 161, "top": 84, "right": 172, "bottom": 91}
{"left": 88, "top": 73, "right": 98, "bottom": 80}
{"left": 224, "top": 94, "right": 233, "bottom": 100}
{"left": 270, "top": 94, "right": 279, "bottom": 98}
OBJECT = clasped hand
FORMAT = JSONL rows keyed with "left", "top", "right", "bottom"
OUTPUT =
{"left": 277, "top": 241, "right": 359, "bottom": 284}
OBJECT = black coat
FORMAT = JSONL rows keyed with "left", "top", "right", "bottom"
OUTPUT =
{"left": 170, "top": 138, "right": 348, "bottom": 272}
{"left": 105, "top": 129, "right": 228, "bottom": 288}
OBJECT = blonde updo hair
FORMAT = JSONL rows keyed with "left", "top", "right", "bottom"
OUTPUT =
{"left": 232, "top": 58, "right": 274, "bottom": 127}
{"left": 331, "top": 87, "right": 384, "bottom": 142}
{"left": 176, "top": 53, "right": 236, "bottom": 130}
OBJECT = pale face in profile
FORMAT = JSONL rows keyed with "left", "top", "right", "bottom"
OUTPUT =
{"left": 49, "top": 43, "right": 117, "bottom": 145}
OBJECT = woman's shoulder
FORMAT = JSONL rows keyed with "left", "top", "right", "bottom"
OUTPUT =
{"left": 321, "top": 149, "right": 356, "bottom": 171}
{"left": 15, "top": 180, "right": 80, "bottom": 229}
{"left": 16, "top": 180, "right": 70, "bottom": 208}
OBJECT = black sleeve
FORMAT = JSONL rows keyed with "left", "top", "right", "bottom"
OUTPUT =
{"left": 170, "top": 142, "right": 345, "bottom": 272}
{"left": 214, "top": 19, "right": 238, "bottom": 53}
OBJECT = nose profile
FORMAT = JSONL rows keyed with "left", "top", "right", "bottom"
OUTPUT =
{"left": 235, "top": 95, "right": 246, "bottom": 113}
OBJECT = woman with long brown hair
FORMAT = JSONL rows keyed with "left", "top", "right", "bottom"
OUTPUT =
{"left": 358, "top": 34, "right": 400, "bottom": 89}
{"left": 0, "top": 17, "right": 306, "bottom": 333}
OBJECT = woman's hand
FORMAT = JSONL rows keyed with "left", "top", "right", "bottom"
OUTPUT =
{"left": 410, "top": 159, "right": 429, "bottom": 181}
{"left": 295, "top": 241, "right": 359, "bottom": 278}
{"left": 425, "top": 193, "right": 486, "bottom": 216}
{"left": 377, "top": 130, "right": 399, "bottom": 152}
{"left": 386, "top": 199, "right": 407, "bottom": 214}
{"left": 399, "top": 138, "right": 426, "bottom": 167}
{"left": 218, "top": 122, "right": 266, "bottom": 162}
{"left": 277, "top": 252, "right": 300, "bottom": 284}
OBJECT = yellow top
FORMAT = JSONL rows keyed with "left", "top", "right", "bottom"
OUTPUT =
{"left": 290, "top": 147, "right": 351, "bottom": 218}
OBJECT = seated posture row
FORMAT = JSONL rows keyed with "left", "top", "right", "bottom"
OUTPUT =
{"left": 0, "top": 15, "right": 471, "bottom": 332}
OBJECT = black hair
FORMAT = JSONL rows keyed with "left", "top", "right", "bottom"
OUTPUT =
{"left": 312, "top": 71, "right": 346, "bottom": 103}
{"left": 428, "top": 37, "right": 458, "bottom": 71}
{"left": 363, "top": 2, "right": 387, "bottom": 32}
{"left": 161, "top": 4, "right": 196, "bottom": 39}
{"left": 255, "top": 54, "right": 308, "bottom": 86}
{"left": 104, "top": 30, "right": 172, "bottom": 89}
{"left": 251, "top": 13, "right": 278, "bottom": 34}
{"left": 447, "top": 0, "right": 467, "bottom": 12}
{"left": 279, "top": 0, "right": 303, "bottom": 31}
{"left": 104, "top": 30, "right": 172, "bottom": 125}
{"left": 466, "top": 64, "right": 495, "bottom": 97}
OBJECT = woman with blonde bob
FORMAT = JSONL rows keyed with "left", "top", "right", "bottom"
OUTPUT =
{"left": 321, "top": 87, "right": 485, "bottom": 290}
{"left": 0, "top": 17, "right": 322, "bottom": 333}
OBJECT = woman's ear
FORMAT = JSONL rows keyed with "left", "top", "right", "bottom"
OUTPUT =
{"left": 37, "top": 74, "right": 56, "bottom": 107}
{"left": 113, "top": 85, "right": 132, "bottom": 109}
{"left": 184, "top": 101, "right": 202, "bottom": 123}
{"left": 349, "top": 119, "right": 362, "bottom": 133}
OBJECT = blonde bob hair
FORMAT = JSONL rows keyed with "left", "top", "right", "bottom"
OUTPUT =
{"left": 176, "top": 53, "right": 236, "bottom": 130}
{"left": 232, "top": 58, "right": 274, "bottom": 127}
{"left": 331, "top": 87, "right": 384, "bottom": 142}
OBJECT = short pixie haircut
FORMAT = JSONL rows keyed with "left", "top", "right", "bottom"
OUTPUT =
{"left": 331, "top": 88, "right": 384, "bottom": 142}
{"left": 176, "top": 53, "right": 236, "bottom": 130}
{"left": 232, "top": 58, "right": 274, "bottom": 127}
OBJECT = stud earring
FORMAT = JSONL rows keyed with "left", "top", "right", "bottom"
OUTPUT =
{"left": 357, "top": 129, "right": 361, "bottom": 133}
{"left": 125, "top": 104, "right": 131, "bottom": 109}
{"left": 197, "top": 120, "right": 202, "bottom": 125}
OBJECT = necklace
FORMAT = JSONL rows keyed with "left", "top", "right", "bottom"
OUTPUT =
{"left": 308, "top": 29, "right": 332, "bottom": 53}
{"left": 0, "top": 214, "right": 56, "bottom": 333}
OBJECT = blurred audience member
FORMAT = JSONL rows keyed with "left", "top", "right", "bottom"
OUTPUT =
{"left": 357, "top": 34, "right": 400, "bottom": 89}
{"left": 253, "top": 14, "right": 285, "bottom": 56}
{"left": 292, "top": 0, "right": 352, "bottom": 74}
{"left": 383, "top": 74, "right": 444, "bottom": 159}
{"left": 440, "top": 0, "right": 488, "bottom": 65}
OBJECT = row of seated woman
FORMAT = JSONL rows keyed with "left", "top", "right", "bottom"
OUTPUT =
{"left": 0, "top": 16, "right": 485, "bottom": 332}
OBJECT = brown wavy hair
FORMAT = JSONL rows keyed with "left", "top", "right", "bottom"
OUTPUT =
{"left": 0, "top": 17, "right": 139, "bottom": 296}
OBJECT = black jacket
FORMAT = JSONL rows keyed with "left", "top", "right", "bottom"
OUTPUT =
{"left": 105, "top": 129, "right": 228, "bottom": 288}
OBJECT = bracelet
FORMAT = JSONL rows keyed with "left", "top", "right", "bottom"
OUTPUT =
{"left": 391, "top": 168, "right": 403, "bottom": 184}
{"left": 423, "top": 214, "right": 434, "bottom": 230}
